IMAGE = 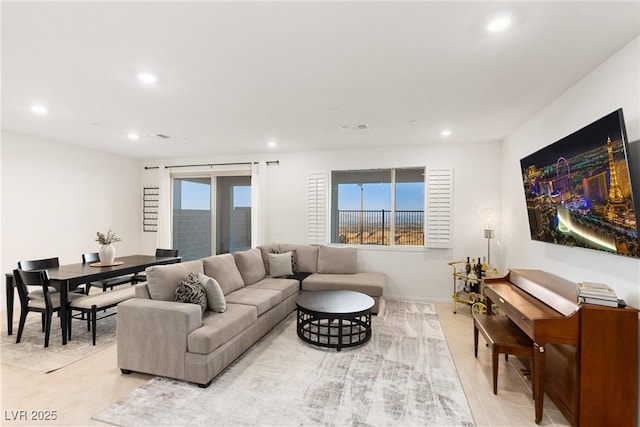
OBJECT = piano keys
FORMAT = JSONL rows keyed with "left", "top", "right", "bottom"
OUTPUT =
{"left": 483, "top": 269, "right": 638, "bottom": 427}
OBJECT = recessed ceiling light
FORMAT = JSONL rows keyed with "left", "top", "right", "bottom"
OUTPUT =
{"left": 30, "top": 104, "right": 48, "bottom": 114}
{"left": 267, "top": 141, "right": 277, "bottom": 148}
{"left": 487, "top": 16, "right": 511, "bottom": 32}
{"left": 138, "top": 72, "right": 157, "bottom": 84}
{"left": 127, "top": 132, "right": 140, "bottom": 140}
{"left": 441, "top": 130, "right": 452, "bottom": 136}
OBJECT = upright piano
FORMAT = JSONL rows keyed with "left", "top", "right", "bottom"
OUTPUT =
{"left": 483, "top": 269, "right": 638, "bottom": 426}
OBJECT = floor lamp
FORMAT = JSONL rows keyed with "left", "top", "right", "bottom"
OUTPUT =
{"left": 484, "top": 228, "right": 495, "bottom": 266}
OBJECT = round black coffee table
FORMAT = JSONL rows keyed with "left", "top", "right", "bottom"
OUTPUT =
{"left": 296, "top": 290, "right": 374, "bottom": 351}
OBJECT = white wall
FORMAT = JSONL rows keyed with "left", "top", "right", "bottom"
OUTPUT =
{"left": 1, "top": 131, "right": 143, "bottom": 310}
{"left": 501, "top": 36, "right": 640, "bottom": 308}
{"left": 267, "top": 144, "right": 504, "bottom": 302}
{"left": 142, "top": 140, "right": 503, "bottom": 303}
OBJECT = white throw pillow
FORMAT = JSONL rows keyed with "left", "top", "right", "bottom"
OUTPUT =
{"left": 197, "top": 273, "right": 226, "bottom": 313}
{"left": 268, "top": 252, "right": 293, "bottom": 277}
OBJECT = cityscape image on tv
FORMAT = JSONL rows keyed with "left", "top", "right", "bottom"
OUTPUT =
{"left": 520, "top": 111, "right": 639, "bottom": 258}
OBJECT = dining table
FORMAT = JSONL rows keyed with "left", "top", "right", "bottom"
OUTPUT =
{"left": 5, "top": 254, "right": 182, "bottom": 344}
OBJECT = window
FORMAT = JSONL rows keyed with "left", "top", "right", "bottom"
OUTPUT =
{"left": 331, "top": 168, "right": 425, "bottom": 246}
{"left": 172, "top": 174, "right": 251, "bottom": 261}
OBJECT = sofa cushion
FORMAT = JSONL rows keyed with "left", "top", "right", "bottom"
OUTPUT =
{"left": 197, "top": 273, "right": 226, "bottom": 313}
{"left": 248, "top": 277, "right": 299, "bottom": 299}
{"left": 268, "top": 252, "right": 293, "bottom": 277}
{"left": 175, "top": 273, "right": 207, "bottom": 314}
{"left": 302, "top": 272, "right": 386, "bottom": 296}
{"left": 202, "top": 254, "right": 245, "bottom": 295}
{"left": 146, "top": 260, "right": 204, "bottom": 301}
{"left": 187, "top": 303, "right": 257, "bottom": 355}
{"left": 317, "top": 246, "right": 357, "bottom": 274}
{"left": 233, "top": 248, "right": 267, "bottom": 286}
{"left": 279, "top": 244, "right": 318, "bottom": 273}
{"left": 224, "top": 287, "right": 283, "bottom": 316}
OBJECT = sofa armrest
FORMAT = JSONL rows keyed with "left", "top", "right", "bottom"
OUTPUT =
{"left": 134, "top": 283, "right": 151, "bottom": 299}
{"left": 117, "top": 298, "right": 202, "bottom": 380}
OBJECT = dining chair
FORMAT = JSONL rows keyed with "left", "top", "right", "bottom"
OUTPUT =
{"left": 82, "top": 252, "right": 134, "bottom": 293}
{"left": 13, "top": 268, "right": 84, "bottom": 347}
{"left": 17, "top": 257, "right": 60, "bottom": 297}
{"left": 132, "top": 248, "right": 179, "bottom": 283}
{"left": 18, "top": 257, "right": 87, "bottom": 295}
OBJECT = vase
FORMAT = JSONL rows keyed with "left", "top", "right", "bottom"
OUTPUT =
{"left": 99, "top": 244, "right": 116, "bottom": 265}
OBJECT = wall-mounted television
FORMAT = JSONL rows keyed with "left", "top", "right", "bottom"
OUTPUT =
{"left": 520, "top": 109, "right": 640, "bottom": 258}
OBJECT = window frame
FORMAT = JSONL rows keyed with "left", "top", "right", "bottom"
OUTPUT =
{"left": 329, "top": 167, "right": 426, "bottom": 248}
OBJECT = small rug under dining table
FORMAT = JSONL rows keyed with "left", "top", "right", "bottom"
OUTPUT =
{"left": 93, "top": 300, "right": 475, "bottom": 426}
{"left": 1, "top": 309, "right": 117, "bottom": 373}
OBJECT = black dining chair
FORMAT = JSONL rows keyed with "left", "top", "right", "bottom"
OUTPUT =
{"left": 82, "top": 252, "right": 134, "bottom": 293}
{"left": 132, "top": 248, "right": 179, "bottom": 283}
{"left": 17, "top": 257, "right": 60, "bottom": 271}
{"left": 18, "top": 257, "right": 87, "bottom": 295}
{"left": 13, "top": 268, "right": 84, "bottom": 347}
{"left": 17, "top": 257, "right": 60, "bottom": 297}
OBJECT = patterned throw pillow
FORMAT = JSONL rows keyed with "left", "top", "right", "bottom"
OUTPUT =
{"left": 270, "top": 248, "right": 299, "bottom": 273}
{"left": 175, "top": 272, "right": 207, "bottom": 314}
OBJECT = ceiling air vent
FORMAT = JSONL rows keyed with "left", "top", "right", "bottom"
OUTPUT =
{"left": 339, "top": 124, "right": 369, "bottom": 132}
{"left": 155, "top": 134, "right": 170, "bottom": 139}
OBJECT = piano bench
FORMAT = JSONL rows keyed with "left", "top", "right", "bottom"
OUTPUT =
{"left": 473, "top": 313, "right": 534, "bottom": 395}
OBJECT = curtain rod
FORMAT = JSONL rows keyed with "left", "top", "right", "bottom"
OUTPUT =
{"left": 144, "top": 160, "right": 279, "bottom": 170}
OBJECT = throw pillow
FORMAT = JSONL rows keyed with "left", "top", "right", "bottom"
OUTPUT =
{"left": 270, "top": 248, "right": 299, "bottom": 273}
{"left": 174, "top": 272, "right": 207, "bottom": 314}
{"left": 197, "top": 273, "right": 226, "bottom": 313}
{"left": 289, "top": 249, "right": 299, "bottom": 273}
{"left": 268, "top": 252, "right": 293, "bottom": 277}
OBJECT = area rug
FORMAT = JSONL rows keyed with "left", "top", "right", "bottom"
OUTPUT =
{"left": 1, "top": 309, "right": 117, "bottom": 373}
{"left": 93, "top": 301, "right": 475, "bottom": 426}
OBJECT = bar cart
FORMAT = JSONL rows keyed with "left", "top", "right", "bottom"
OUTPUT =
{"left": 448, "top": 260, "right": 487, "bottom": 314}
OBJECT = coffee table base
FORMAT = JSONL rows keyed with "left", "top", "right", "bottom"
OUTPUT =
{"left": 296, "top": 309, "right": 372, "bottom": 351}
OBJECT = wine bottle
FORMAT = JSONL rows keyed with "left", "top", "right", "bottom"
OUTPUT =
{"left": 481, "top": 257, "right": 488, "bottom": 277}
{"left": 465, "top": 257, "right": 471, "bottom": 275}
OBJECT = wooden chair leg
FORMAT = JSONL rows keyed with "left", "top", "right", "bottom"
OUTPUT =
{"left": 41, "top": 312, "right": 46, "bottom": 332}
{"left": 16, "top": 311, "right": 28, "bottom": 343}
{"left": 67, "top": 308, "right": 73, "bottom": 342}
{"left": 91, "top": 305, "right": 97, "bottom": 346}
{"left": 44, "top": 311, "right": 53, "bottom": 348}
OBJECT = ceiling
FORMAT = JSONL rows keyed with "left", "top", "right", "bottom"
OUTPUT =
{"left": 2, "top": 1, "right": 639, "bottom": 160}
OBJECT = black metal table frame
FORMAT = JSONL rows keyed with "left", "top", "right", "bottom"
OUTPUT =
{"left": 5, "top": 254, "right": 181, "bottom": 344}
{"left": 296, "top": 305, "right": 372, "bottom": 351}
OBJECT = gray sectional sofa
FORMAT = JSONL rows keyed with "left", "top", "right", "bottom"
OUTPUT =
{"left": 117, "top": 244, "right": 385, "bottom": 387}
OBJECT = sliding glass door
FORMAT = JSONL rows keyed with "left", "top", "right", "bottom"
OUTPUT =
{"left": 172, "top": 177, "right": 212, "bottom": 261}
{"left": 172, "top": 174, "right": 251, "bottom": 261}
{"left": 216, "top": 176, "right": 252, "bottom": 254}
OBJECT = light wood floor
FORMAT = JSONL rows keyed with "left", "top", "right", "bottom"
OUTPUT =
{"left": 0, "top": 302, "right": 571, "bottom": 426}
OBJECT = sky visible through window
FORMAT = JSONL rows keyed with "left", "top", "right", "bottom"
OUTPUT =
{"left": 180, "top": 181, "right": 251, "bottom": 210}
{"left": 181, "top": 180, "right": 421, "bottom": 211}
{"left": 338, "top": 182, "right": 424, "bottom": 210}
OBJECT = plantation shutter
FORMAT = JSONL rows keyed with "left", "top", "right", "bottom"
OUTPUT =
{"left": 425, "top": 168, "right": 453, "bottom": 248}
{"left": 307, "top": 170, "right": 328, "bottom": 244}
